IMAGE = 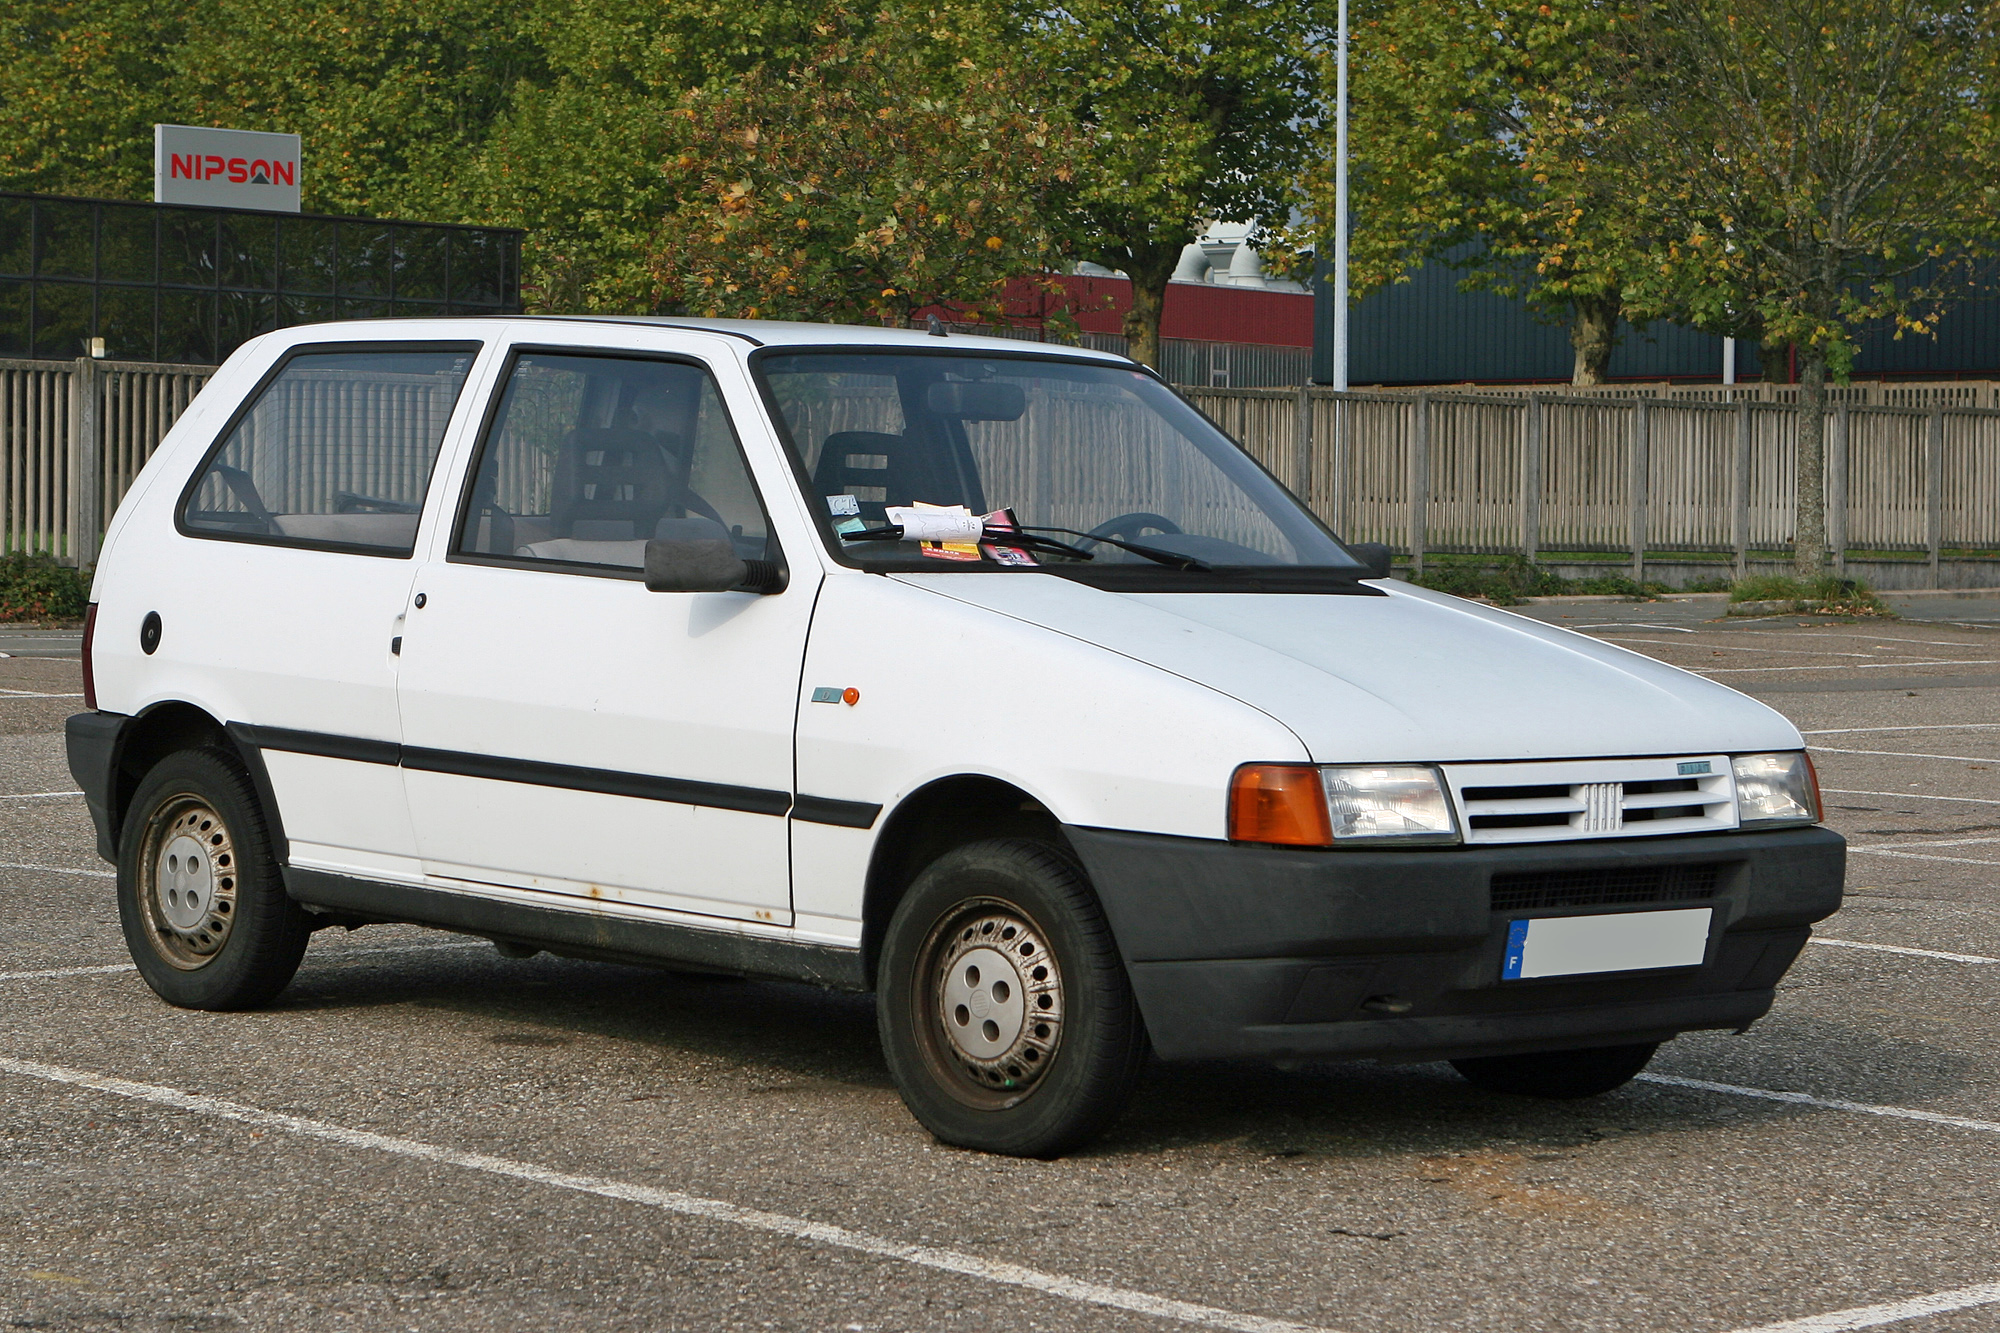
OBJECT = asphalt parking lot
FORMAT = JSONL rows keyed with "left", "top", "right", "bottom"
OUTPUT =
{"left": 4, "top": 600, "right": 1999, "bottom": 1333}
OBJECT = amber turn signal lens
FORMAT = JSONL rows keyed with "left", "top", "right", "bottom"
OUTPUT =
{"left": 1229, "top": 764, "right": 1333, "bottom": 846}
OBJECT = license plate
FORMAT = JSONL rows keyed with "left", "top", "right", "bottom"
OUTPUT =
{"left": 1502, "top": 908, "right": 1713, "bottom": 981}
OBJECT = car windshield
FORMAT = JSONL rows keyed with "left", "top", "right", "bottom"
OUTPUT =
{"left": 755, "top": 351, "right": 1361, "bottom": 576}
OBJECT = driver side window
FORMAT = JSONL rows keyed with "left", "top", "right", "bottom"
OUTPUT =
{"left": 454, "top": 352, "right": 770, "bottom": 572}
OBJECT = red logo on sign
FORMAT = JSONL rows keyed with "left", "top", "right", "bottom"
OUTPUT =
{"left": 168, "top": 153, "right": 296, "bottom": 186}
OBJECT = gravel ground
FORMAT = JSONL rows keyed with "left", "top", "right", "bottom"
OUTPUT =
{"left": 3, "top": 605, "right": 1998, "bottom": 1333}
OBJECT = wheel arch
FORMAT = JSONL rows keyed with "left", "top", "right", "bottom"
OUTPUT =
{"left": 107, "top": 702, "right": 286, "bottom": 861}
{"left": 859, "top": 773, "right": 1077, "bottom": 988}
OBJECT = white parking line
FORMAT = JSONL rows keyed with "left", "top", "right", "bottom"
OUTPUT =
{"left": 1804, "top": 725, "right": 2000, "bottom": 735}
{"left": 1700, "top": 660, "right": 2000, "bottom": 674}
{"left": 1609, "top": 639, "right": 1881, "bottom": 658}
{"left": 1637, "top": 1073, "right": 2000, "bottom": 1134}
{"left": 1813, "top": 745, "right": 1999, "bottom": 763}
{"left": 0, "top": 860, "right": 114, "bottom": 878}
{"left": 1848, "top": 847, "right": 2000, "bottom": 868}
{"left": 0, "top": 963, "right": 136, "bottom": 981}
{"left": 0, "top": 790, "right": 84, "bottom": 799}
{"left": 1822, "top": 788, "right": 2000, "bottom": 807}
{"left": 1811, "top": 937, "right": 2000, "bottom": 965}
{"left": 1716, "top": 630, "right": 1996, "bottom": 651}
{"left": 1727, "top": 1281, "right": 2000, "bottom": 1332}
{"left": 1848, "top": 835, "right": 2000, "bottom": 851}
{"left": 0, "top": 1056, "right": 1336, "bottom": 1333}
{"left": 0, "top": 689, "right": 86, "bottom": 698}
{"left": 0, "top": 940, "right": 487, "bottom": 983}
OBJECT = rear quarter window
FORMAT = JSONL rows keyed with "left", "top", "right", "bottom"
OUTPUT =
{"left": 178, "top": 345, "right": 478, "bottom": 556}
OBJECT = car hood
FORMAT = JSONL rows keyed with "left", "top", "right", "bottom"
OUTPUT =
{"left": 892, "top": 574, "right": 1802, "bottom": 763}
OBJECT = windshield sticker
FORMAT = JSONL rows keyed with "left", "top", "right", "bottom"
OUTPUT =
{"left": 826, "top": 494, "right": 860, "bottom": 516}
{"left": 896, "top": 502, "right": 985, "bottom": 560}
{"left": 979, "top": 507, "right": 1038, "bottom": 566}
{"left": 887, "top": 505, "right": 984, "bottom": 542}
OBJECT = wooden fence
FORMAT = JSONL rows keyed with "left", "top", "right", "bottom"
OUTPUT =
{"left": 1, "top": 356, "right": 211, "bottom": 564}
{"left": 1181, "top": 387, "right": 2000, "bottom": 583}
{"left": 6, "top": 356, "right": 1998, "bottom": 584}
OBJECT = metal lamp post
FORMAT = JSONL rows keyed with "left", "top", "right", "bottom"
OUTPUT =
{"left": 1332, "top": 0, "right": 1350, "bottom": 391}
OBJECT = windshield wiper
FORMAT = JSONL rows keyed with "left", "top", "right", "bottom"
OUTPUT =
{"left": 1014, "top": 525, "right": 1215, "bottom": 571}
{"left": 839, "top": 526, "right": 1096, "bottom": 561}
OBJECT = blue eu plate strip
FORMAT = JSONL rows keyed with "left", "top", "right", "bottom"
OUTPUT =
{"left": 1502, "top": 919, "right": 1530, "bottom": 980}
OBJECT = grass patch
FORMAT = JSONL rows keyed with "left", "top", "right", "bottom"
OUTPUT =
{"left": 1727, "top": 574, "right": 1894, "bottom": 617}
{"left": 1408, "top": 559, "right": 1673, "bottom": 606}
{"left": 0, "top": 553, "right": 90, "bottom": 622}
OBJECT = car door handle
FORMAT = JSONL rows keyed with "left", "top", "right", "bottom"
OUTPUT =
{"left": 391, "top": 636, "right": 402, "bottom": 656}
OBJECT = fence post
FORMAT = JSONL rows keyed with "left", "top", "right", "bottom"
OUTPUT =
{"left": 69, "top": 357, "right": 104, "bottom": 569}
{"left": 1831, "top": 404, "right": 1849, "bottom": 578}
{"left": 1329, "top": 393, "right": 1350, "bottom": 538}
{"left": 1292, "top": 384, "right": 1314, "bottom": 505}
{"left": 1410, "top": 392, "right": 1429, "bottom": 574}
{"left": 1522, "top": 396, "right": 1543, "bottom": 564}
{"left": 1733, "top": 402, "right": 1752, "bottom": 579}
{"left": 1927, "top": 407, "right": 1944, "bottom": 589}
{"left": 1630, "top": 398, "right": 1650, "bottom": 583}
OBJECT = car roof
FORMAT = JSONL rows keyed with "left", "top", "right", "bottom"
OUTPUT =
{"left": 543, "top": 316, "right": 1133, "bottom": 361}
{"left": 276, "top": 314, "right": 1136, "bottom": 363}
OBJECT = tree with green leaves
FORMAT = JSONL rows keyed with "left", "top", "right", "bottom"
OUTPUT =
{"left": 1314, "top": 0, "right": 1643, "bottom": 385}
{"left": 1018, "top": 0, "right": 1316, "bottom": 369}
{"left": 649, "top": 6, "right": 1073, "bottom": 326}
{"left": 1594, "top": 0, "right": 1997, "bottom": 575}
{"left": 0, "top": 0, "right": 190, "bottom": 198}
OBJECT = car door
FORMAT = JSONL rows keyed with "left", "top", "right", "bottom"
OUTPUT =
{"left": 394, "top": 341, "right": 813, "bottom": 924}
{"left": 166, "top": 339, "right": 484, "bottom": 881}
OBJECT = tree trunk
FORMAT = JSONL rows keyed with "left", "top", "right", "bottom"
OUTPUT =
{"left": 1570, "top": 296, "right": 1620, "bottom": 386}
{"left": 1122, "top": 267, "right": 1170, "bottom": 371}
{"left": 1793, "top": 349, "right": 1829, "bottom": 578}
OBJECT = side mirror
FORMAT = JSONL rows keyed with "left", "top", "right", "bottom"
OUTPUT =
{"left": 1348, "top": 541, "right": 1394, "bottom": 580}
{"left": 644, "top": 539, "right": 787, "bottom": 594}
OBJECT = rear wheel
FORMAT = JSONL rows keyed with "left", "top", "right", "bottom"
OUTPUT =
{"left": 1450, "top": 1042, "right": 1659, "bottom": 1099}
{"left": 877, "top": 839, "right": 1146, "bottom": 1157}
{"left": 118, "top": 748, "right": 309, "bottom": 1010}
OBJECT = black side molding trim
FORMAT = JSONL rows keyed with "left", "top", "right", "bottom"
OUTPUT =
{"left": 285, "top": 868, "right": 866, "bottom": 990}
{"left": 400, "top": 746, "right": 793, "bottom": 817}
{"left": 229, "top": 723, "right": 797, "bottom": 818}
{"left": 232, "top": 722, "right": 401, "bottom": 767}
{"left": 791, "top": 795, "right": 883, "bottom": 829}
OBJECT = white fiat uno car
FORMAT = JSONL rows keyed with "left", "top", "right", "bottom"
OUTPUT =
{"left": 69, "top": 317, "right": 1843, "bottom": 1155}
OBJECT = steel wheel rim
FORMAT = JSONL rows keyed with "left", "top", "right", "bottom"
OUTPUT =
{"left": 914, "top": 897, "right": 1064, "bottom": 1109}
{"left": 138, "top": 794, "right": 240, "bottom": 969}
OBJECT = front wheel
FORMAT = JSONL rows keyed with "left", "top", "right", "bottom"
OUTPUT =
{"left": 1450, "top": 1042, "right": 1660, "bottom": 1099}
{"left": 877, "top": 839, "right": 1147, "bottom": 1157}
{"left": 118, "top": 748, "right": 309, "bottom": 1010}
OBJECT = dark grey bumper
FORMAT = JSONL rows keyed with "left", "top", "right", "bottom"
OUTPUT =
{"left": 1064, "top": 824, "right": 1845, "bottom": 1063}
{"left": 65, "top": 710, "right": 127, "bottom": 863}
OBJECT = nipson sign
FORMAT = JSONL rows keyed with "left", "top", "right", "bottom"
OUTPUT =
{"left": 153, "top": 124, "right": 302, "bottom": 212}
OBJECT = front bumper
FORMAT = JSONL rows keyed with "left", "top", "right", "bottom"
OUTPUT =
{"left": 1065, "top": 824, "right": 1845, "bottom": 1063}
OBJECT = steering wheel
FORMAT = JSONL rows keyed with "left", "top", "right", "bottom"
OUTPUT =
{"left": 1079, "top": 511, "right": 1183, "bottom": 552}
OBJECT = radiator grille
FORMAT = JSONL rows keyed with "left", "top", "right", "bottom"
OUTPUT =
{"left": 1490, "top": 863, "right": 1724, "bottom": 913}
{"left": 1444, "top": 755, "right": 1738, "bottom": 845}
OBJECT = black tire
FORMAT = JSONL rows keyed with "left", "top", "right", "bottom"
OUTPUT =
{"left": 877, "top": 838, "right": 1147, "bottom": 1157}
{"left": 1450, "top": 1041, "right": 1660, "bottom": 1099}
{"left": 117, "top": 747, "right": 309, "bottom": 1010}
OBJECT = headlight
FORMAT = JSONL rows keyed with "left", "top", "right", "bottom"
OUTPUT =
{"left": 1229, "top": 763, "right": 1460, "bottom": 846}
{"left": 1732, "top": 751, "right": 1820, "bottom": 826}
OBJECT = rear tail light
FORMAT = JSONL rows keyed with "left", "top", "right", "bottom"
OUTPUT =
{"left": 1228, "top": 764, "right": 1333, "bottom": 846}
{"left": 81, "top": 603, "right": 98, "bottom": 710}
